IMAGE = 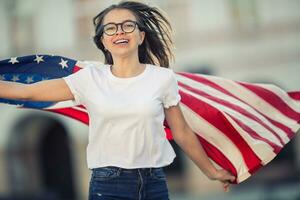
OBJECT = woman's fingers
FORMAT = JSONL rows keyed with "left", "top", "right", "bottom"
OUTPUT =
{"left": 223, "top": 182, "right": 230, "bottom": 192}
{"left": 214, "top": 169, "right": 236, "bottom": 192}
{"left": 217, "top": 169, "right": 236, "bottom": 182}
{"left": 227, "top": 173, "right": 236, "bottom": 182}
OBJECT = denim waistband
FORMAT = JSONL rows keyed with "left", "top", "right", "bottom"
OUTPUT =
{"left": 91, "top": 166, "right": 163, "bottom": 175}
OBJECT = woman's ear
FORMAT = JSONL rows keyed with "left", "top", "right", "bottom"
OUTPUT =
{"left": 100, "top": 36, "right": 104, "bottom": 44}
{"left": 139, "top": 31, "right": 145, "bottom": 45}
{"left": 101, "top": 36, "right": 107, "bottom": 50}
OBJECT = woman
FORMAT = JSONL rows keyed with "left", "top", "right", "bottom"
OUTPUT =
{"left": 0, "top": 1, "right": 235, "bottom": 199}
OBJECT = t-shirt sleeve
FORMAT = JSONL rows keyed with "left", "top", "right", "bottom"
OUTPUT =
{"left": 162, "top": 70, "right": 181, "bottom": 109}
{"left": 62, "top": 67, "right": 91, "bottom": 105}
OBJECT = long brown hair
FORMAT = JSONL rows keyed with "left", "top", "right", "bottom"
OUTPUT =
{"left": 93, "top": 1, "right": 174, "bottom": 68}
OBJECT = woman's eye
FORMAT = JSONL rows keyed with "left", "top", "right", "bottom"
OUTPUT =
{"left": 124, "top": 24, "right": 134, "bottom": 28}
{"left": 105, "top": 26, "right": 115, "bottom": 31}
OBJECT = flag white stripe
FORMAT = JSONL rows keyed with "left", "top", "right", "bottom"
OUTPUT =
{"left": 47, "top": 101, "right": 87, "bottom": 113}
{"left": 46, "top": 100, "right": 78, "bottom": 109}
{"left": 71, "top": 106, "right": 87, "bottom": 113}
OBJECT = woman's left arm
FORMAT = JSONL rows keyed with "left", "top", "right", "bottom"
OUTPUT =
{"left": 164, "top": 104, "right": 236, "bottom": 191}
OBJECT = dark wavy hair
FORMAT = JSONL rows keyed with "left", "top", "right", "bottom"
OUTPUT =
{"left": 93, "top": 1, "right": 174, "bottom": 68}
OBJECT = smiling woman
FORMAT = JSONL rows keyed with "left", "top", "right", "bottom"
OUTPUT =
{"left": 80, "top": 1, "right": 234, "bottom": 199}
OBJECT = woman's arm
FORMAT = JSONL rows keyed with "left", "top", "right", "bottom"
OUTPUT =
{"left": 0, "top": 79, "right": 74, "bottom": 102}
{"left": 164, "top": 104, "right": 236, "bottom": 191}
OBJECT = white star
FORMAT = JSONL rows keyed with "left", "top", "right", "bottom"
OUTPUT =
{"left": 11, "top": 75, "right": 20, "bottom": 82}
{"left": 0, "top": 75, "right": 5, "bottom": 80}
{"left": 25, "top": 76, "right": 34, "bottom": 84}
{"left": 16, "top": 103, "right": 24, "bottom": 107}
{"left": 9, "top": 57, "right": 19, "bottom": 64}
{"left": 59, "top": 58, "right": 69, "bottom": 69}
{"left": 34, "top": 55, "right": 44, "bottom": 64}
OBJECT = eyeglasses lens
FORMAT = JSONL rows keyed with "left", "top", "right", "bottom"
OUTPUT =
{"left": 103, "top": 21, "right": 136, "bottom": 36}
{"left": 122, "top": 21, "right": 136, "bottom": 33}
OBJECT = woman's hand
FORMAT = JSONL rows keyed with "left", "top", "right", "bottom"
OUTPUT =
{"left": 210, "top": 169, "right": 236, "bottom": 192}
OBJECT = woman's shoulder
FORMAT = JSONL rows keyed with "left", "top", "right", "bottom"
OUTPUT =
{"left": 77, "top": 60, "right": 106, "bottom": 70}
{"left": 147, "top": 64, "right": 175, "bottom": 77}
{"left": 147, "top": 64, "right": 177, "bottom": 88}
{"left": 75, "top": 61, "right": 108, "bottom": 76}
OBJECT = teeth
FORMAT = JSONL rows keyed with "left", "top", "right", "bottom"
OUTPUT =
{"left": 114, "top": 39, "right": 128, "bottom": 44}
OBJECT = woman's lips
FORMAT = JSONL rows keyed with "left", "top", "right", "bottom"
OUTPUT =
{"left": 113, "top": 39, "right": 129, "bottom": 44}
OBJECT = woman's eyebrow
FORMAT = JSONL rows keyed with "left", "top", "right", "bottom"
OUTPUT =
{"left": 104, "top": 19, "right": 135, "bottom": 24}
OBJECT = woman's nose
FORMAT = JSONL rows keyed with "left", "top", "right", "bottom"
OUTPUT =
{"left": 115, "top": 24, "right": 125, "bottom": 35}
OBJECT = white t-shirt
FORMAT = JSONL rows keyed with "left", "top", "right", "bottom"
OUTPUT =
{"left": 63, "top": 62, "right": 181, "bottom": 169}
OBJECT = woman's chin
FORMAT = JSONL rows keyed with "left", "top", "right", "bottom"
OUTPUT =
{"left": 111, "top": 49, "right": 137, "bottom": 59}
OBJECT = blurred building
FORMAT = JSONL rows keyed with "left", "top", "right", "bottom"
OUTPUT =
{"left": 0, "top": 0, "right": 300, "bottom": 199}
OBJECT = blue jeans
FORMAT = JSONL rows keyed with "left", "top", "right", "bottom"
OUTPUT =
{"left": 88, "top": 166, "right": 170, "bottom": 200}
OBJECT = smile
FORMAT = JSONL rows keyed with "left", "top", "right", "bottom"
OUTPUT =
{"left": 113, "top": 39, "right": 129, "bottom": 44}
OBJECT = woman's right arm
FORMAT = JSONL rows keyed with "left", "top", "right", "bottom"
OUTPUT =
{"left": 0, "top": 79, "right": 74, "bottom": 102}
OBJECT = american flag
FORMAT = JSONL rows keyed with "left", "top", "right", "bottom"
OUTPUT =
{"left": 0, "top": 54, "right": 299, "bottom": 183}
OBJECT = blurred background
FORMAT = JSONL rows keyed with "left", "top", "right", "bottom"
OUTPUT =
{"left": 0, "top": 0, "right": 300, "bottom": 199}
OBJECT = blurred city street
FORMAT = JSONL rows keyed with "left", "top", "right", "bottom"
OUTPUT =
{"left": 0, "top": 0, "right": 300, "bottom": 199}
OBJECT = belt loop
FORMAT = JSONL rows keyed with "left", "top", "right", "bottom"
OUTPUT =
{"left": 149, "top": 168, "right": 152, "bottom": 176}
{"left": 117, "top": 167, "right": 122, "bottom": 175}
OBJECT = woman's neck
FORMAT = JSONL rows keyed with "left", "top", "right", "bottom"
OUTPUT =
{"left": 111, "top": 56, "right": 145, "bottom": 78}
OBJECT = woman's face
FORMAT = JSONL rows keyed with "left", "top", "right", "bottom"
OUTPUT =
{"left": 101, "top": 9, "right": 145, "bottom": 59}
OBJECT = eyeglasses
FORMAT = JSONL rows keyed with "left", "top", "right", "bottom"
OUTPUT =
{"left": 102, "top": 20, "right": 138, "bottom": 36}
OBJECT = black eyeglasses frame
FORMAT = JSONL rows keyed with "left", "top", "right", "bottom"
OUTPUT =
{"left": 101, "top": 20, "right": 139, "bottom": 36}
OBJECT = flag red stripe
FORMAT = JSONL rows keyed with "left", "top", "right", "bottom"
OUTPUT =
{"left": 179, "top": 90, "right": 262, "bottom": 171}
{"left": 77, "top": 105, "right": 86, "bottom": 109}
{"left": 288, "top": 91, "right": 300, "bottom": 101}
{"left": 73, "top": 65, "right": 82, "bottom": 73}
{"left": 239, "top": 82, "right": 300, "bottom": 121}
{"left": 178, "top": 81, "right": 285, "bottom": 147}
{"left": 47, "top": 108, "right": 89, "bottom": 124}
{"left": 164, "top": 127, "right": 173, "bottom": 140}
